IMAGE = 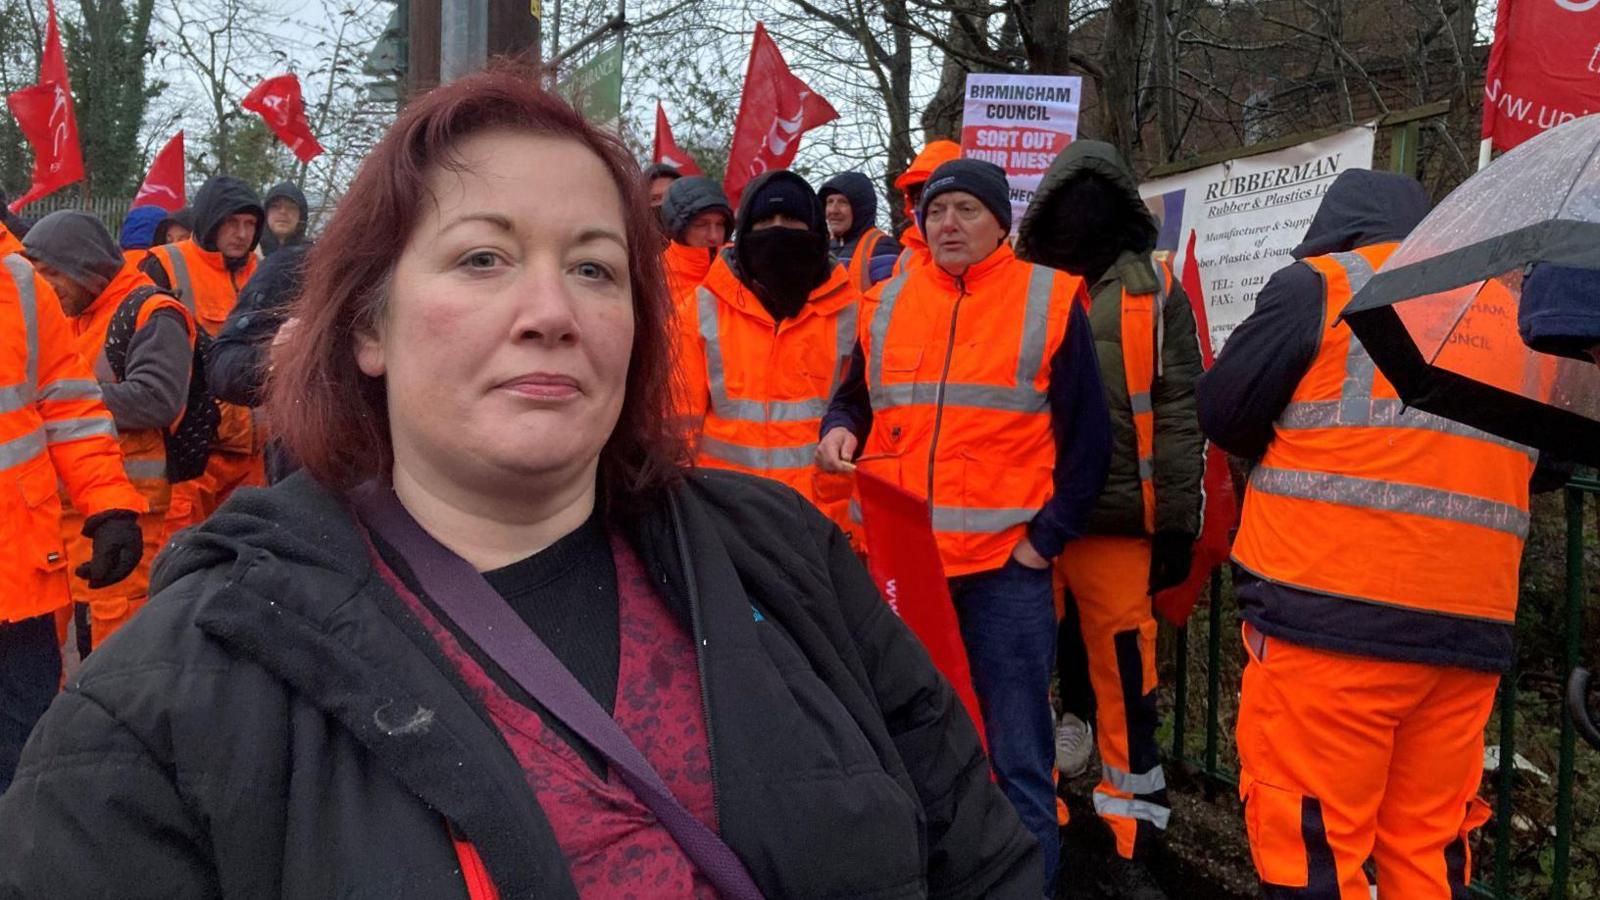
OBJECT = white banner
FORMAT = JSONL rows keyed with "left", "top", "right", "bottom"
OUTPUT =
{"left": 960, "top": 74, "right": 1083, "bottom": 229}
{"left": 1139, "top": 126, "right": 1377, "bottom": 352}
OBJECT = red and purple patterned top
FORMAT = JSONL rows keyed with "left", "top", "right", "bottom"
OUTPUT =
{"left": 372, "top": 534, "right": 720, "bottom": 899}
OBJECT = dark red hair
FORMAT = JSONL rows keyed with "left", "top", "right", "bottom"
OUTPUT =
{"left": 266, "top": 64, "right": 685, "bottom": 504}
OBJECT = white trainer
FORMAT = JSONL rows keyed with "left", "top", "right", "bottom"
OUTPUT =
{"left": 1054, "top": 712, "right": 1095, "bottom": 778}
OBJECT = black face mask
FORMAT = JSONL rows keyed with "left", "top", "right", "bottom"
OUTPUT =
{"left": 739, "top": 227, "right": 831, "bottom": 320}
{"left": 1041, "top": 176, "right": 1131, "bottom": 283}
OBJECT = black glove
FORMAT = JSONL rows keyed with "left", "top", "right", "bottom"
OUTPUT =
{"left": 77, "top": 509, "right": 143, "bottom": 588}
{"left": 1147, "top": 530, "right": 1195, "bottom": 595}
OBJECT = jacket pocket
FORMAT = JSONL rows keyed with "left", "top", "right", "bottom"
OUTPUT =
{"left": 957, "top": 448, "right": 1052, "bottom": 528}
{"left": 880, "top": 345, "right": 922, "bottom": 374}
{"left": 16, "top": 454, "right": 68, "bottom": 575}
{"left": 1241, "top": 774, "right": 1310, "bottom": 888}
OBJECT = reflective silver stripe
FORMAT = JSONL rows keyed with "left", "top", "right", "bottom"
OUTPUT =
{"left": 1093, "top": 793, "right": 1171, "bottom": 829}
{"left": 0, "top": 381, "right": 31, "bottom": 415}
{"left": 1129, "top": 391, "right": 1152, "bottom": 415}
{"left": 868, "top": 266, "right": 1059, "bottom": 414}
{"left": 1103, "top": 762, "right": 1166, "bottom": 796}
{"left": 875, "top": 381, "right": 1046, "bottom": 413}
{"left": 849, "top": 497, "right": 863, "bottom": 524}
{"left": 5, "top": 254, "right": 40, "bottom": 392}
{"left": 1013, "top": 265, "right": 1057, "bottom": 386}
{"left": 0, "top": 427, "right": 46, "bottom": 471}
{"left": 1138, "top": 457, "right": 1155, "bottom": 480}
{"left": 43, "top": 416, "right": 118, "bottom": 444}
{"left": 867, "top": 271, "right": 913, "bottom": 390}
{"left": 165, "top": 248, "right": 196, "bottom": 313}
{"left": 1249, "top": 466, "right": 1529, "bottom": 538}
{"left": 37, "top": 378, "right": 102, "bottom": 403}
{"left": 699, "top": 436, "right": 816, "bottom": 471}
{"left": 1278, "top": 397, "right": 1533, "bottom": 454}
{"left": 123, "top": 457, "right": 168, "bottom": 480}
{"left": 930, "top": 505, "right": 1035, "bottom": 533}
{"left": 830, "top": 298, "right": 858, "bottom": 399}
{"left": 697, "top": 286, "right": 839, "bottom": 424}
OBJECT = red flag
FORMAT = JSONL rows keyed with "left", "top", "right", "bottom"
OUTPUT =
{"left": 242, "top": 74, "right": 324, "bottom": 164}
{"left": 1152, "top": 231, "right": 1239, "bottom": 626}
{"left": 131, "top": 132, "right": 186, "bottom": 211}
{"left": 6, "top": 0, "right": 83, "bottom": 212}
{"left": 855, "top": 469, "right": 986, "bottom": 750}
{"left": 722, "top": 22, "right": 838, "bottom": 206}
{"left": 653, "top": 102, "right": 703, "bottom": 176}
{"left": 1482, "top": 0, "right": 1600, "bottom": 153}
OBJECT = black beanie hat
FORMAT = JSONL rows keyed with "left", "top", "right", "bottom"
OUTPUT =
{"left": 740, "top": 171, "right": 825, "bottom": 235}
{"left": 918, "top": 159, "right": 1013, "bottom": 233}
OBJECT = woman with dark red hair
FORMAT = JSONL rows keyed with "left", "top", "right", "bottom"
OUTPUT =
{"left": 0, "top": 68, "right": 1041, "bottom": 899}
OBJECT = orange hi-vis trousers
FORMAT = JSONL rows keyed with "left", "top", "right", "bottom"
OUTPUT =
{"left": 1237, "top": 625, "right": 1498, "bottom": 898}
{"left": 161, "top": 451, "right": 265, "bottom": 540}
{"left": 1057, "top": 535, "right": 1168, "bottom": 860}
{"left": 57, "top": 506, "right": 169, "bottom": 649}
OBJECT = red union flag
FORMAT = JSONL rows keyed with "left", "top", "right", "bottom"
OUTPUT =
{"left": 132, "top": 132, "right": 187, "bottom": 211}
{"left": 1151, "top": 231, "right": 1239, "bottom": 627}
{"left": 6, "top": 0, "right": 83, "bottom": 212}
{"left": 855, "top": 469, "right": 986, "bottom": 750}
{"left": 722, "top": 22, "right": 838, "bottom": 206}
{"left": 243, "top": 74, "right": 325, "bottom": 163}
{"left": 653, "top": 102, "right": 703, "bottom": 176}
{"left": 1482, "top": 0, "right": 1600, "bottom": 152}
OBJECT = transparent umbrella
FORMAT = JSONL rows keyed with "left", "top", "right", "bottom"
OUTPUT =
{"left": 1341, "top": 113, "right": 1600, "bottom": 464}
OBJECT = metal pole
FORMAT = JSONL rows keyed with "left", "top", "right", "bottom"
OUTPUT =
{"left": 1493, "top": 647, "right": 1518, "bottom": 898}
{"left": 1552, "top": 488, "right": 1586, "bottom": 900}
{"left": 1203, "top": 569, "right": 1223, "bottom": 797}
{"left": 439, "top": 0, "right": 488, "bottom": 82}
{"left": 551, "top": 0, "right": 561, "bottom": 62}
{"left": 1172, "top": 624, "right": 1189, "bottom": 763}
{"left": 1478, "top": 137, "right": 1494, "bottom": 172}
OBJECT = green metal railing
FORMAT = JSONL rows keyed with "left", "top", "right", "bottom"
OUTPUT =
{"left": 1165, "top": 479, "right": 1595, "bottom": 898}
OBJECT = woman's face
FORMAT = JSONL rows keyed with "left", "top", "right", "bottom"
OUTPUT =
{"left": 357, "top": 129, "right": 635, "bottom": 498}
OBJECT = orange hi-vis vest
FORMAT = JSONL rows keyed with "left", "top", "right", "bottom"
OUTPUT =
{"left": 1, "top": 254, "right": 145, "bottom": 623}
{"left": 845, "top": 228, "right": 889, "bottom": 293}
{"left": 680, "top": 258, "right": 860, "bottom": 530}
{"left": 1232, "top": 243, "right": 1536, "bottom": 625}
{"left": 1119, "top": 259, "right": 1175, "bottom": 534}
{"left": 149, "top": 239, "right": 259, "bottom": 456}
{"left": 662, "top": 240, "right": 718, "bottom": 303}
{"left": 64, "top": 264, "right": 196, "bottom": 506}
{"left": 860, "top": 244, "right": 1084, "bottom": 577}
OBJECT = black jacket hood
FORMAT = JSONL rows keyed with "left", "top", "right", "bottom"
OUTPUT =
{"left": 1016, "top": 139, "right": 1157, "bottom": 276}
{"left": 661, "top": 176, "right": 733, "bottom": 244}
{"left": 191, "top": 174, "right": 265, "bottom": 255}
{"left": 818, "top": 172, "right": 878, "bottom": 244}
{"left": 1290, "top": 169, "right": 1431, "bottom": 259}
{"left": 260, "top": 181, "right": 310, "bottom": 255}
{"left": 152, "top": 206, "right": 195, "bottom": 246}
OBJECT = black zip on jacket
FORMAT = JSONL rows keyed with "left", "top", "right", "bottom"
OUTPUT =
{"left": 0, "top": 469, "right": 1041, "bottom": 899}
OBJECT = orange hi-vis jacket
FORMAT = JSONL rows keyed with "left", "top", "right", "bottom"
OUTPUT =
{"left": 859, "top": 244, "right": 1085, "bottom": 577}
{"left": 61, "top": 264, "right": 196, "bottom": 509}
{"left": 676, "top": 255, "right": 860, "bottom": 530}
{"left": 845, "top": 227, "right": 891, "bottom": 293}
{"left": 148, "top": 239, "right": 259, "bottom": 456}
{"left": 1232, "top": 243, "right": 1536, "bottom": 627}
{"left": 0, "top": 254, "right": 146, "bottom": 623}
{"left": 892, "top": 225, "right": 931, "bottom": 278}
{"left": 662, "top": 240, "right": 718, "bottom": 303}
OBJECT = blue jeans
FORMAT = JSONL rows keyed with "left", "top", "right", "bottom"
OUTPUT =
{"left": 950, "top": 559, "right": 1059, "bottom": 896}
{"left": 0, "top": 614, "right": 61, "bottom": 796}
